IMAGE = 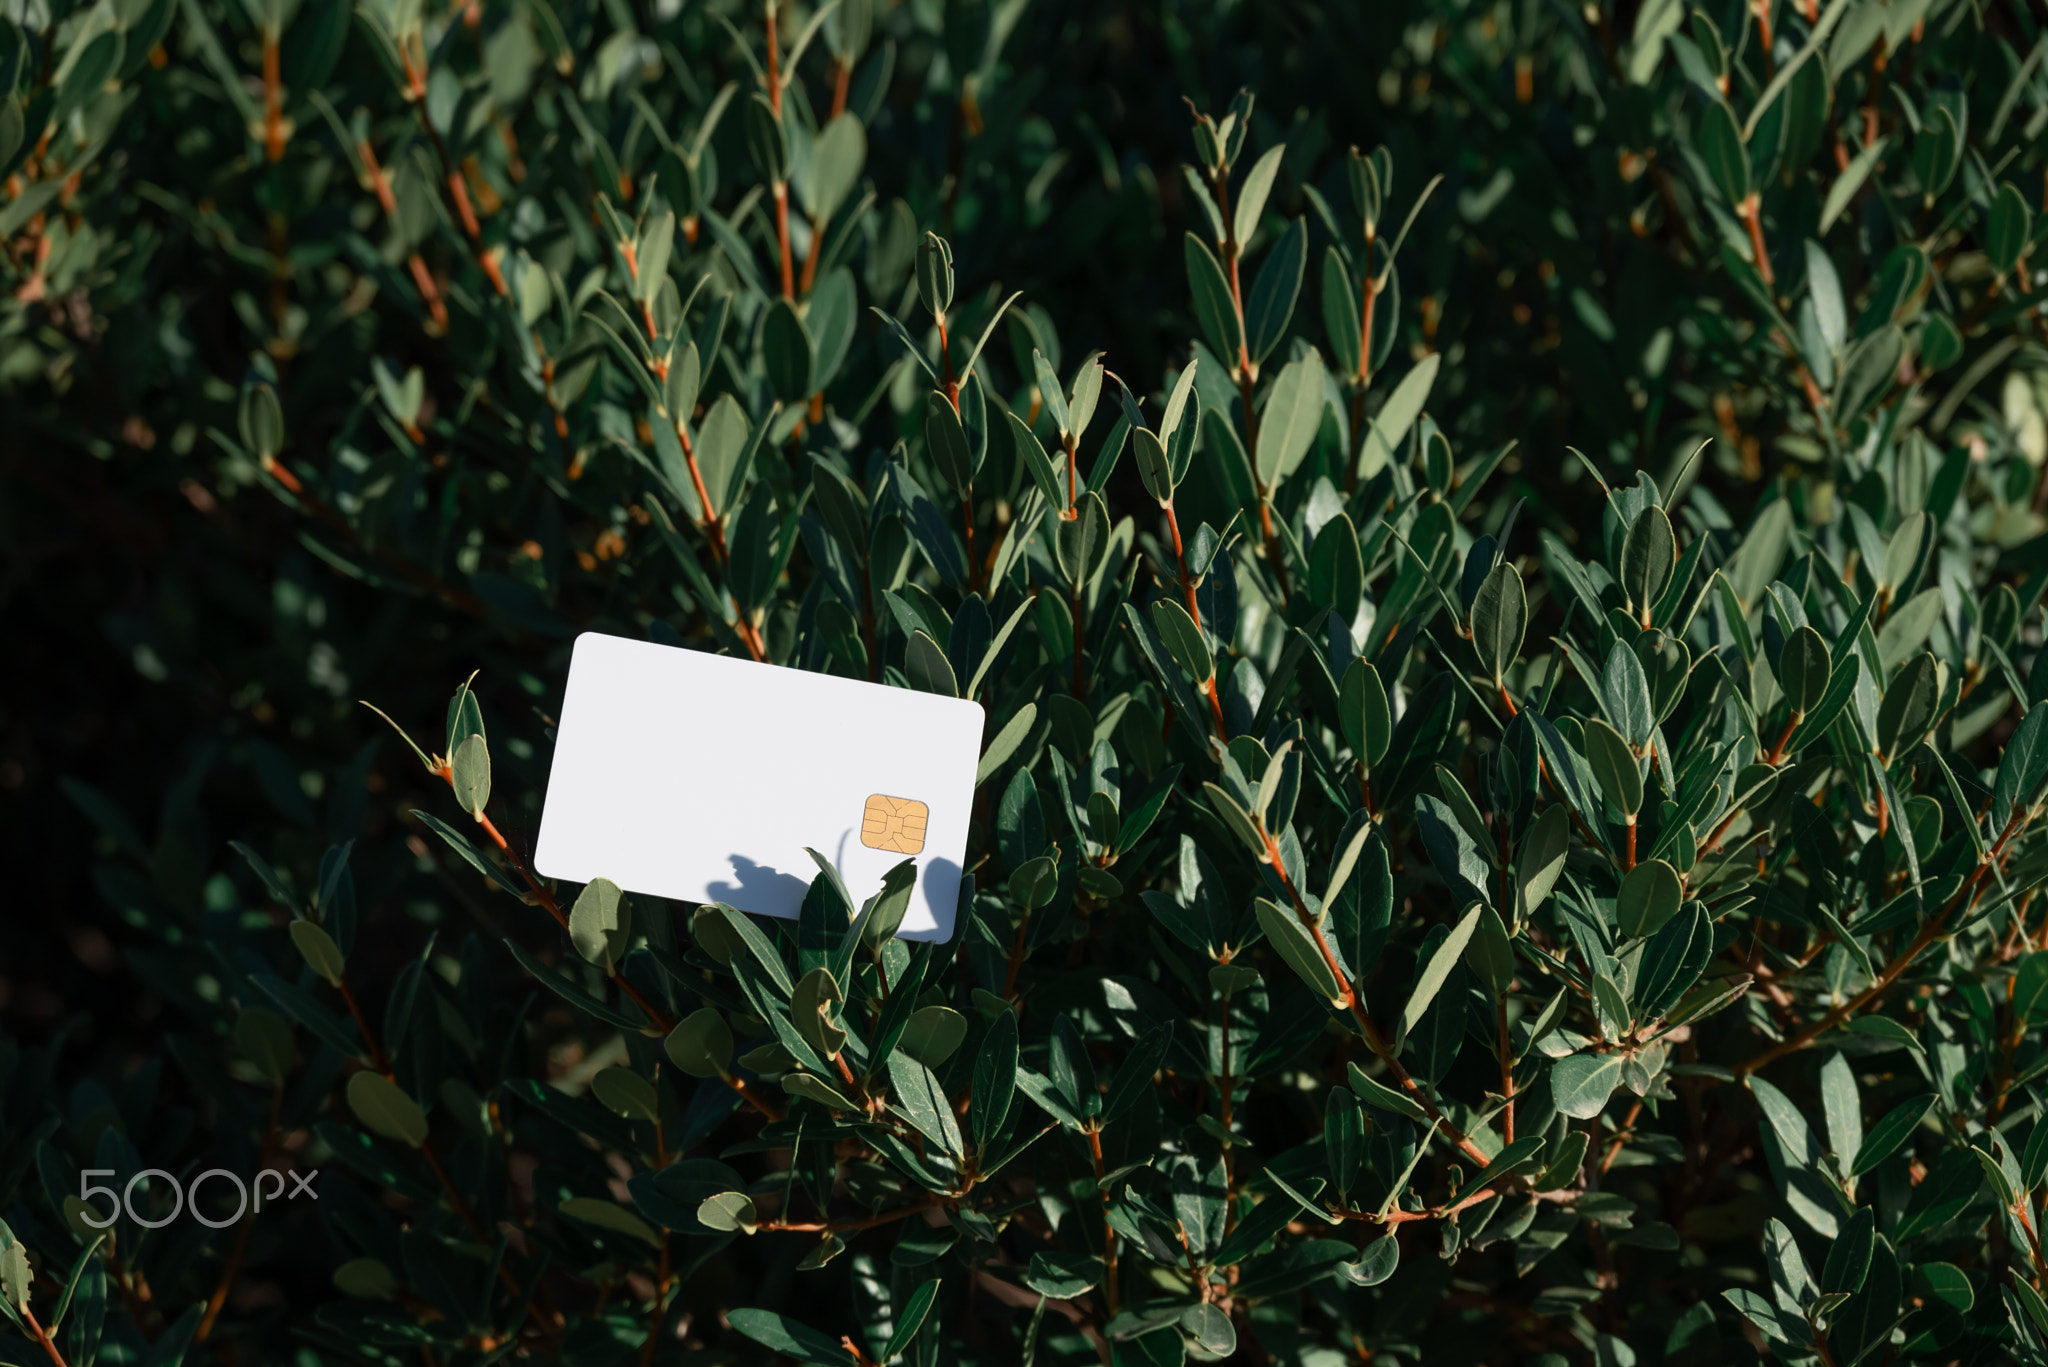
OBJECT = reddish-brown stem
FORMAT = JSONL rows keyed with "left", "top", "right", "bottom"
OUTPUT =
{"left": 759, "top": 1194, "right": 943, "bottom": 1234}
{"left": 722, "top": 1071, "right": 785, "bottom": 1121}
{"left": 1498, "top": 680, "right": 1518, "bottom": 717}
{"left": 657, "top": 427, "right": 768, "bottom": 661}
{"left": 1002, "top": 911, "right": 1032, "bottom": 999}
{"left": 1357, "top": 236, "right": 1377, "bottom": 388}
{"left": 772, "top": 183, "right": 795, "bottom": 299}
{"left": 261, "top": 32, "right": 284, "bottom": 162}
{"left": 1624, "top": 817, "right": 1637, "bottom": 871}
{"left": 1087, "top": 1127, "right": 1119, "bottom": 1314}
{"left": 337, "top": 974, "right": 393, "bottom": 1075}
{"left": 1600, "top": 1100, "right": 1644, "bottom": 1175}
{"left": 1167, "top": 502, "right": 1229, "bottom": 739}
{"left": 938, "top": 315, "right": 958, "bottom": 413}
{"left": 1765, "top": 711, "right": 1801, "bottom": 766}
{"left": 829, "top": 57, "right": 850, "bottom": 118}
{"left": 1367, "top": 1181, "right": 1514, "bottom": 1226}
{"left": 675, "top": 426, "right": 731, "bottom": 565}
{"left": 1739, "top": 197, "right": 1774, "bottom": 288}
{"left": 1703, "top": 804, "right": 1743, "bottom": 855}
{"left": 1496, "top": 997, "right": 1515, "bottom": 1145}
{"left": 20, "top": 1305, "right": 69, "bottom": 1367}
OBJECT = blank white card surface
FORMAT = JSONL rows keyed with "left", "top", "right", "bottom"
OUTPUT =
{"left": 534, "top": 632, "right": 986, "bottom": 941}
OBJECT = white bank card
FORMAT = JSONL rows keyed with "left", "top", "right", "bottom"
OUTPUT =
{"left": 534, "top": 632, "right": 985, "bottom": 941}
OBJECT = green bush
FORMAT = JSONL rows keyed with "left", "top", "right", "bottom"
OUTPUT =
{"left": 10, "top": 0, "right": 2048, "bottom": 1363}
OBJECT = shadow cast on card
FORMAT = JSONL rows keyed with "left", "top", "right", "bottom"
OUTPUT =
{"left": 704, "top": 855, "right": 810, "bottom": 916}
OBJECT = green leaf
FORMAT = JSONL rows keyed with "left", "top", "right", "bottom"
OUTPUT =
{"left": 1346, "top": 1061, "right": 1432, "bottom": 1123}
{"left": 1254, "top": 897, "right": 1346, "bottom": 1005}
{"left": 1325, "top": 1090, "right": 1364, "bottom": 1198}
{"left": 1877, "top": 652, "right": 1941, "bottom": 759}
{"left": 881, "top": 1278, "right": 941, "bottom": 1362}
{"left": 761, "top": 297, "right": 815, "bottom": 401}
{"left": 290, "top": 919, "right": 346, "bottom": 986}
{"left": 560, "top": 1196, "right": 662, "bottom": 1246}
{"left": 1322, "top": 248, "right": 1362, "bottom": 377}
{"left": 904, "top": 630, "right": 959, "bottom": 697}
{"left": 1603, "top": 641, "right": 1655, "bottom": 748}
{"left": 1463, "top": 904, "right": 1515, "bottom": 993}
{"left": 728, "top": 1308, "right": 853, "bottom": 1365}
{"left": 1995, "top": 707, "right": 2048, "bottom": 832}
{"left": 783, "top": 1071, "right": 859, "bottom": 1111}
{"left": 1821, "top": 136, "right": 1887, "bottom": 234}
{"left": 803, "top": 111, "right": 867, "bottom": 226}
{"left": 1179, "top": 1303, "right": 1235, "bottom": 1358}
{"left": 792, "top": 966, "right": 847, "bottom": 1059}
{"left": 569, "top": 877, "right": 632, "bottom": 972}
{"left": 1471, "top": 562, "right": 1527, "bottom": 683}
{"left": 1584, "top": 718, "right": 1643, "bottom": 817}
{"left": 1635, "top": 902, "right": 1711, "bottom": 1019}
{"left": 975, "top": 704, "right": 1038, "bottom": 786}
{"left": 1991, "top": 182, "right": 2032, "bottom": 276}
{"left": 1617, "top": 860, "right": 1682, "bottom": 939}
{"left": 1233, "top": 142, "right": 1287, "bottom": 246}
{"left": 1256, "top": 349, "right": 1326, "bottom": 485}
{"left": 1340, "top": 659, "right": 1393, "bottom": 766}
{"left": 1551, "top": 1052, "right": 1629, "bottom": 1119}
{"left": 1185, "top": 233, "right": 1243, "bottom": 365}
{"left": 1244, "top": 218, "right": 1307, "bottom": 364}
{"left": 665, "top": 1008, "right": 734, "bottom": 1078}
{"left": 1836, "top": 325, "right": 1904, "bottom": 421}
{"left": 1780, "top": 625, "right": 1833, "bottom": 714}
{"left": 1693, "top": 98, "right": 1749, "bottom": 204}
{"left": 898, "top": 1006, "right": 968, "bottom": 1067}
{"left": 1621, "top": 506, "right": 1676, "bottom": 625}
{"left": 1359, "top": 352, "right": 1439, "bottom": 478}
{"left": 1820, "top": 1051, "right": 1862, "bottom": 1174}
{"left": 1133, "top": 426, "right": 1173, "bottom": 504}
{"left": 915, "top": 231, "right": 954, "bottom": 318}
{"left": 1851, "top": 1094, "right": 1934, "bottom": 1177}
{"left": 1516, "top": 806, "right": 1571, "bottom": 923}
{"left": 1308, "top": 512, "right": 1364, "bottom": 621}
{"left": 971, "top": 1009, "right": 1019, "bottom": 1152}
{"left": 1150, "top": 598, "right": 1213, "bottom": 684}
{"left": 887, "top": 1053, "right": 963, "bottom": 1156}
{"left": 1823, "top": 1208, "right": 1875, "bottom": 1296}
{"left": 1344, "top": 1233, "right": 1400, "bottom": 1286}
{"left": 1400, "top": 904, "right": 1482, "bottom": 1038}
{"left": 1203, "top": 782, "right": 1267, "bottom": 855}
{"left": 0, "top": 1237, "right": 29, "bottom": 1318}
{"left": 346, "top": 1072, "right": 429, "bottom": 1148}
{"left": 449, "top": 733, "right": 491, "bottom": 816}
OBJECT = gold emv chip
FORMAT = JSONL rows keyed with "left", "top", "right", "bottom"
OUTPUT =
{"left": 861, "top": 794, "right": 928, "bottom": 854}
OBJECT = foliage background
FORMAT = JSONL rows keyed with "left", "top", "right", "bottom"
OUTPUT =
{"left": 7, "top": 0, "right": 2048, "bottom": 1363}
